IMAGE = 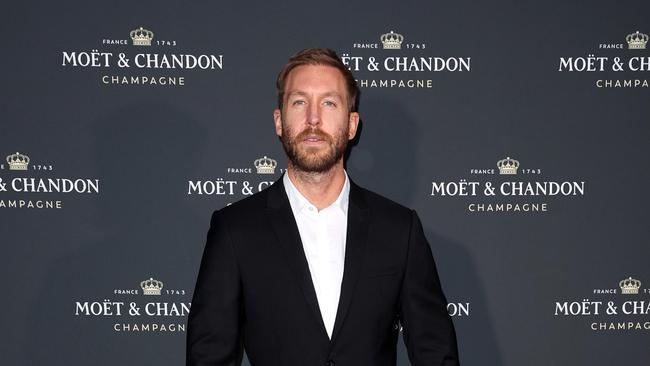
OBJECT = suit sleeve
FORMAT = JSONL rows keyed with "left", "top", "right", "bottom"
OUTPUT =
{"left": 187, "top": 210, "right": 244, "bottom": 366}
{"left": 399, "top": 210, "right": 460, "bottom": 366}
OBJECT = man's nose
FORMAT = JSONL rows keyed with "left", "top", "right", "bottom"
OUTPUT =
{"left": 307, "top": 103, "right": 320, "bottom": 126}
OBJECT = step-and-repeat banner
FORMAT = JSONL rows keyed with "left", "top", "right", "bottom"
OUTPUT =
{"left": 2, "top": 1, "right": 648, "bottom": 365}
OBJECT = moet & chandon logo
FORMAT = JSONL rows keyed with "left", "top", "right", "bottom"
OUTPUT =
{"left": 74, "top": 276, "right": 191, "bottom": 333}
{"left": 254, "top": 156, "right": 277, "bottom": 174}
{"left": 342, "top": 29, "right": 471, "bottom": 89}
{"left": 7, "top": 152, "right": 29, "bottom": 171}
{"left": 497, "top": 157, "right": 519, "bottom": 175}
{"left": 557, "top": 29, "right": 649, "bottom": 88}
{"left": 141, "top": 277, "right": 163, "bottom": 295}
{"left": 554, "top": 276, "right": 650, "bottom": 332}
{"left": 429, "top": 155, "right": 586, "bottom": 213}
{"left": 130, "top": 27, "right": 154, "bottom": 46}
{"left": 627, "top": 31, "right": 648, "bottom": 50}
{"left": 187, "top": 154, "right": 286, "bottom": 206}
{"left": 61, "top": 26, "right": 224, "bottom": 87}
{"left": 381, "top": 31, "right": 404, "bottom": 50}
{"left": 1, "top": 151, "right": 100, "bottom": 210}
{"left": 620, "top": 277, "right": 641, "bottom": 295}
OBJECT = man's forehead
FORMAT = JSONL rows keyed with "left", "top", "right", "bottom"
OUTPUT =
{"left": 284, "top": 66, "right": 346, "bottom": 95}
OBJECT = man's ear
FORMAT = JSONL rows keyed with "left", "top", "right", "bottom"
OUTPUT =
{"left": 348, "top": 112, "right": 360, "bottom": 140}
{"left": 273, "top": 109, "right": 282, "bottom": 137}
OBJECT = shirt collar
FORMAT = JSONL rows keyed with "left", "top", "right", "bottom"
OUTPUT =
{"left": 283, "top": 171, "right": 350, "bottom": 214}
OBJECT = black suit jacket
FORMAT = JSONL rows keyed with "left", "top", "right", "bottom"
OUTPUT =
{"left": 187, "top": 177, "right": 459, "bottom": 366}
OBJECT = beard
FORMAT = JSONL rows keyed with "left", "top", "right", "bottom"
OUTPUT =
{"left": 280, "top": 122, "right": 349, "bottom": 174}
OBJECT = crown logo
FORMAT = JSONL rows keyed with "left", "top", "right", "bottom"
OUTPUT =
{"left": 130, "top": 27, "right": 154, "bottom": 46}
{"left": 380, "top": 30, "right": 404, "bottom": 50}
{"left": 497, "top": 157, "right": 519, "bottom": 175}
{"left": 254, "top": 156, "right": 277, "bottom": 174}
{"left": 626, "top": 31, "right": 648, "bottom": 50}
{"left": 619, "top": 277, "right": 641, "bottom": 294}
{"left": 140, "top": 277, "right": 163, "bottom": 295}
{"left": 6, "top": 152, "right": 30, "bottom": 171}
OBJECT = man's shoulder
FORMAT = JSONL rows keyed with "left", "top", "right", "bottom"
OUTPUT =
{"left": 353, "top": 182, "right": 414, "bottom": 221}
{"left": 210, "top": 183, "right": 273, "bottom": 222}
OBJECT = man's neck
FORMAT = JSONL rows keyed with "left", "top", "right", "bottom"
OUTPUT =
{"left": 286, "top": 161, "right": 347, "bottom": 211}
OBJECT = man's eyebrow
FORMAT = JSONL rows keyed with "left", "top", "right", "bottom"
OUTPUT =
{"left": 321, "top": 92, "right": 343, "bottom": 99}
{"left": 286, "top": 91, "right": 343, "bottom": 99}
{"left": 286, "top": 91, "right": 308, "bottom": 98}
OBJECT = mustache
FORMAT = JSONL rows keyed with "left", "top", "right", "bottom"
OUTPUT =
{"left": 295, "top": 128, "right": 332, "bottom": 142}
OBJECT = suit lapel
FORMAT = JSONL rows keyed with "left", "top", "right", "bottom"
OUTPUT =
{"left": 265, "top": 178, "right": 330, "bottom": 340}
{"left": 330, "top": 181, "right": 370, "bottom": 343}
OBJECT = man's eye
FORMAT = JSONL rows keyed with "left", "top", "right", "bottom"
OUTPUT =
{"left": 292, "top": 100, "right": 306, "bottom": 106}
{"left": 323, "top": 100, "right": 337, "bottom": 107}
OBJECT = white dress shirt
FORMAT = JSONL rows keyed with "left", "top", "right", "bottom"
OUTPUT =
{"left": 283, "top": 172, "right": 350, "bottom": 339}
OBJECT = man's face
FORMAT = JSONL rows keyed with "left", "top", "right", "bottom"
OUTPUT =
{"left": 274, "top": 65, "right": 359, "bottom": 173}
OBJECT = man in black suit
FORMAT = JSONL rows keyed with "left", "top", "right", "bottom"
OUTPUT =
{"left": 187, "top": 48, "right": 459, "bottom": 366}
